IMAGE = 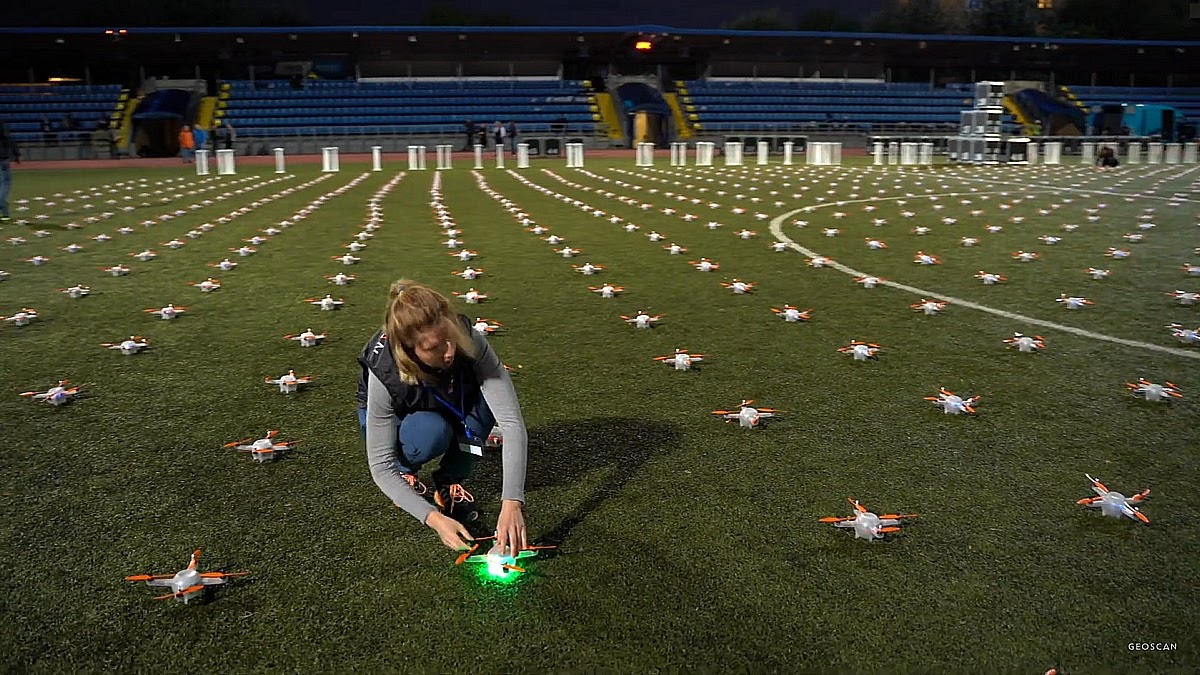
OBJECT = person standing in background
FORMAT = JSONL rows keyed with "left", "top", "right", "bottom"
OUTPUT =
{"left": 178, "top": 126, "right": 194, "bottom": 164}
{"left": 0, "top": 122, "right": 20, "bottom": 221}
{"left": 221, "top": 120, "right": 236, "bottom": 151}
{"left": 507, "top": 121, "right": 519, "bottom": 155}
{"left": 463, "top": 120, "right": 475, "bottom": 151}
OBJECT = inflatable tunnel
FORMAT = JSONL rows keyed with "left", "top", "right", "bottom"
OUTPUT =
{"left": 616, "top": 82, "right": 673, "bottom": 147}
{"left": 1014, "top": 89, "right": 1085, "bottom": 136}
{"left": 131, "top": 89, "right": 196, "bottom": 157}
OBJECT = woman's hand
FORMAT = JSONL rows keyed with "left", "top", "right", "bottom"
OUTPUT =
{"left": 495, "top": 500, "right": 527, "bottom": 557}
{"left": 425, "top": 511, "right": 474, "bottom": 551}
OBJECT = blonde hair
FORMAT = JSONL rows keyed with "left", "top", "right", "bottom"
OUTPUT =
{"left": 385, "top": 280, "right": 477, "bottom": 385}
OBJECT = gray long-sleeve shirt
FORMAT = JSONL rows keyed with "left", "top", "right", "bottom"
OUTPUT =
{"left": 366, "top": 332, "right": 527, "bottom": 522}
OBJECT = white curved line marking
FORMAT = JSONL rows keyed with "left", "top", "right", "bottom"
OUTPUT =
{"left": 768, "top": 202, "right": 1200, "bottom": 361}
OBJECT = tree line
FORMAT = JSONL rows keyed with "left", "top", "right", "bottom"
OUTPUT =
{"left": 727, "top": 0, "right": 1200, "bottom": 41}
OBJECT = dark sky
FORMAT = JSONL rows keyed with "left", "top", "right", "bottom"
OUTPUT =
{"left": 305, "top": 0, "right": 887, "bottom": 27}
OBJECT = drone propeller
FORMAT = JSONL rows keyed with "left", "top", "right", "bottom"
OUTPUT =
{"left": 199, "top": 571, "right": 250, "bottom": 579}
{"left": 154, "top": 584, "right": 204, "bottom": 600}
{"left": 878, "top": 527, "right": 902, "bottom": 534}
{"left": 126, "top": 574, "right": 175, "bottom": 581}
{"left": 223, "top": 439, "right": 253, "bottom": 448}
{"left": 818, "top": 516, "right": 855, "bottom": 523}
{"left": 880, "top": 514, "right": 918, "bottom": 520}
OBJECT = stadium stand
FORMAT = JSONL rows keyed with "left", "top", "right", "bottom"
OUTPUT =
{"left": 679, "top": 80, "right": 980, "bottom": 132}
{"left": 217, "top": 79, "right": 601, "bottom": 138}
{"left": 0, "top": 85, "right": 124, "bottom": 142}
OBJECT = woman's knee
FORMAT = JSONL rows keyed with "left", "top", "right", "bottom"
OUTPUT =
{"left": 399, "top": 411, "right": 455, "bottom": 463}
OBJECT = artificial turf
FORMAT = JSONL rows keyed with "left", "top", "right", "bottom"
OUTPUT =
{"left": 1, "top": 157, "right": 1197, "bottom": 674}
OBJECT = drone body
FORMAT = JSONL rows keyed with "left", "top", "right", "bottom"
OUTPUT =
{"left": 573, "top": 263, "right": 605, "bottom": 276}
{"left": 326, "top": 273, "right": 356, "bottom": 286}
{"left": 102, "top": 336, "right": 150, "bottom": 355}
{"left": 771, "top": 305, "right": 812, "bottom": 323}
{"left": 712, "top": 400, "right": 778, "bottom": 428}
{"left": 655, "top": 349, "right": 703, "bottom": 371}
{"left": 191, "top": 278, "right": 221, "bottom": 292}
{"left": 621, "top": 311, "right": 663, "bottom": 329}
{"left": 307, "top": 295, "right": 344, "bottom": 311}
{"left": 1077, "top": 474, "right": 1149, "bottom": 524}
{"left": 1003, "top": 333, "right": 1046, "bottom": 353}
{"left": 225, "top": 429, "right": 297, "bottom": 462}
{"left": 912, "top": 299, "right": 947, "bottom": 316}
{"left": 589, "top": 284, "right": 624, "bottom": 298}
{"left": 1125, "top": 378, "right": 1182, "bottom": 402}
{"left": 266, "top": 370, "right": 313, "bottom": 394}
{"left": 20, "top": 380, "right": 81, "bottom": 406}
{"left": 145, "top": 304, "right": 187, "bottom": 320}
{"left": 455, "top": 289, "right": 488, "bottom": 305}
{"left": 838, "top": 341, "right": 882, "bottom": 361}
{"left": 690, "top": 258, "right": 720, "bottom": 272}
{"left": 285, "top": 329, "right": 327, "bottom": 347}
{"left": 126, "top": 549, "right": 248, "bottom": 603}
{"left": 820, "top": 499, "right": 916, "bottom": 541}
{"left": 925, "top": 387, "right": 979, "bottom": 414}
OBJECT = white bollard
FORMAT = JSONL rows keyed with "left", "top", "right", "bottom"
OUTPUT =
{"left": 1026, "top": 142, "right": 1038, "bottom": 165}
{"left": 1127, "top": 143, "right": 1141, "bottom": 165}
{"left": 695, "top": 141, "right": 714, "bottom": 166}
{"left": 1147, "top": 143, "right": 1163, "bottom": 164}
{"left": 369, "top": 146, "right": 382, "bottom": 171}
{"left": 273, "top": 147, "right": 286, "bottom": 174}
{"left": 756, "top": 140, "right": 769, "bottom": 166}
{"left": 670, "top": 142, "right": 687, "bottom": 166}
{"left": 194, "top": 149, "right": 210, "bottom": 176}
{"left": 216, "top": 148, "right": 236, "bottom": 175}
{"left": 723, "top": 142, "right": 743, "bottom": 166}
{"left": 1080, "top": 142, "right": 1096, "bottom": 165}
{"left": 1165, "top": 143, "right": 1182, "bottom": 164}
{"left": 473, "top": 144, "right": 484, "bottom": 169}
{"left": 495, "top": 145, "right": 505, "bottom": 169}
{"left": 806, "top": 142, "right": 843, "bottom": 166}
{"left": 436, "top": 145, "right": 453, "bottom": 170}
{"left": 888, "top": 142, "right": 899, "bottom": 165}
{"left": 873, "top": 142, "right": 884, "bottom": 166}
{"left": 900, "top": 142, "right": 918, "bottom": 165}
{"left": 1043, "top": 142, "right": 1062, "bottom": 165}
{"left": 919, "top": 142, "right": 934, "bottom": 165}
{"left": 783, "top": 141, "right": 794, "bottom": 166}
{"left": 1184, "top": 143, "right": 1198, "bottom": 164}
{"left": 321, "top": 147, "right": 340, "bottom": 172}
{"left": 635, "top": 142, "right": 654, "bottom": 167}
{"left": 517, "top": 143, "right": 530, "bottom": 169}
{"left": 565, "top": 142, "right": 584, "bottom": 168}
{"left": 407, "top": 145, "right": 427, "bottom": 171}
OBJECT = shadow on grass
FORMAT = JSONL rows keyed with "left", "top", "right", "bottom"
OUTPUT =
{"left": 475, "top": 417, "right": 681, "bottom": 549}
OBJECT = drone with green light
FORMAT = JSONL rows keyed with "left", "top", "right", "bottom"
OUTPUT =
{"left": 454, "top": 536, "right": 556, "bottom": 580}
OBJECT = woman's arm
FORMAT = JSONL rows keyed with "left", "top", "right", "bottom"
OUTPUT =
{"left": 471, "top": 336, "right": 528, "bottom": 505}
{"left": 366, "top": 371, "right": 436, "bottom": 522}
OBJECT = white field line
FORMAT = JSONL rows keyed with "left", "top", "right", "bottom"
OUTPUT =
{"left": 766, "top": 198, "right": 1200, "bottom": 361}
{"left": 858, "top": 164, "right": 1200, "bottom": 205}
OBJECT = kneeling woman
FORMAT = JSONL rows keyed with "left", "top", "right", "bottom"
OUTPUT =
{"left": 357, "top": 280, "right": 528, "bottom": 554}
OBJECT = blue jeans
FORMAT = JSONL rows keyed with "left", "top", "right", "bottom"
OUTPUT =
{"left": 0, "top": 161, "right": 11, "bottom": 216}
{"left": 358, "top": 398, "right": 494, "bottom": 485}
{"left": 181, "top": 148, "right": 194, "bottom": 163}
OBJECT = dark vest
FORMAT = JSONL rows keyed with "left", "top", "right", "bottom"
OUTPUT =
{"left": 355, "top": 315, "right": 480, "bottom": 417}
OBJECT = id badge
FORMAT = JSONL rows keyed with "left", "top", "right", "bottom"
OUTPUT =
{"left": 460, "top": 441, "right": 485, "bottom": 457}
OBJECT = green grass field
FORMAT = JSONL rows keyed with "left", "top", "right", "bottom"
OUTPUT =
{"left": 2, "top": 158, "right": 1197, "bottom": 673}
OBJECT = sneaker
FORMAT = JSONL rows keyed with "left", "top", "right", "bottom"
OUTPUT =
{"left": 434, "top": 483, "right": 479, "bottom": 522}
{"left": 401, "top": 473, "right": 428, "bottom": 495}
